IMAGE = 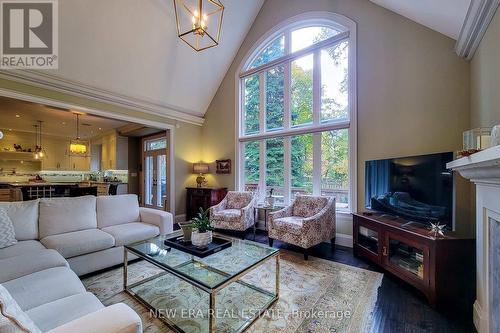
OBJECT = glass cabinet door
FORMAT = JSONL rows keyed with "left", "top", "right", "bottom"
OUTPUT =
{"left": 385, "top": 233, "right": 428, "bottom": 282}
{"left": 357, "top": 225, "right": 379, "bottom": 255}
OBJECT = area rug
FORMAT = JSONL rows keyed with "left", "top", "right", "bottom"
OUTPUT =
{"left": 82, "top": 250, "right": 382, "bottom": 333}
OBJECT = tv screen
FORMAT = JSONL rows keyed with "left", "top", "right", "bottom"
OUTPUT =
{"left": 365, "top": 152, "right": 454, "bottom": 228}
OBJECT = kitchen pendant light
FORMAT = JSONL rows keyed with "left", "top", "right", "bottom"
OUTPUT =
{"left": 33, "top": 121, "right": 46, "bottom": 159}
{"left": 69, "top": 113, "right": 88, "bottom": 155}
{"left": 173, "top": 0, "right": 224, "bottom": 51}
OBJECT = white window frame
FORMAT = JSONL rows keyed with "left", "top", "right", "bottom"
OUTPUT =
{"left": 235, "top": 12, "right": 357, "bottom": 213}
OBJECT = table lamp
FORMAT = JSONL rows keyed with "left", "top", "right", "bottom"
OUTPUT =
{"left": 193, "top": 163, "right": 209, "bottom": 187}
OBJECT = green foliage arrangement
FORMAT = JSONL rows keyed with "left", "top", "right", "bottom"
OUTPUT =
{"left": 192, "top": 208, "right": 214, "bottom": 233}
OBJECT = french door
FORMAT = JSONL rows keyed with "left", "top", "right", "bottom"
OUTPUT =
{"left": 141, "top": 133, "right": 169, "bottom": 211}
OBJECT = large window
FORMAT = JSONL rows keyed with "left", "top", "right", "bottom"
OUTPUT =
{"left": 238, "top": 15, "right": 356, "bottom": 212}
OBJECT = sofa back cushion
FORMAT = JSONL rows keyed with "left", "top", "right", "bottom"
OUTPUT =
{"left": 97, "top": 194, "right": 140, "bottom": 228}
{"left": 292, "top": 195, "right": 328, "bottom": 218}
{"left": 0, "top": 284, "right": 41, "bottom": 333}
{"left": 0, "top": 200, "right": 39, "bottom": 240}
{"left": 39, "top": 196, "right": 97, "bottom": 238}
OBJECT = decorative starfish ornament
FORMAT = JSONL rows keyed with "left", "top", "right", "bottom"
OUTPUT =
{"left": 429, "top": 222, "right": 446, "bottom": 237}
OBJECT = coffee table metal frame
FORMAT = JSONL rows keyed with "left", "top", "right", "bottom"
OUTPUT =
{"left": 123, "top": 236, "right": 280, "bottom": 333}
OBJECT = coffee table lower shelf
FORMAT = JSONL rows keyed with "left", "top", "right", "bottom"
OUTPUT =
{"left": 123, "top": 248, "right": 280, "bottom": 333}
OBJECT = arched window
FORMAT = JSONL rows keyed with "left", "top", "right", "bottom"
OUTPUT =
{"left": 237, "top": 13, "right": 357, "bottom": 212}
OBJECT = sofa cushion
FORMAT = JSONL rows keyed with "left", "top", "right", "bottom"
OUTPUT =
{"left": 41, "top": 229, "right": 115, "bottom": 259}
{"left": 0, "top": 208, "right": 17, "bottom": 249}
{"left": 0, "top": 199, "right": 39, "bottom": 240}
{"left": 3, "top": 267, "right": 86, "bottom": 311}
{"left": 27, "top": 292, "right": 103, "bottom": 332}
{"left": 39, "top": 196, "right": 97, "bottom": 239}
{"left": 0, "top": 250, "right": 68, "bottom": 283}
{"left": 101, "top": 222, "right": 159, "bottom": 246}
{"left": 97, "top": 194, "right": 140, "bottom": 228}
{"left": 0, "top": 284, "right": 41, "bottom": 333}
{"left": 0, "top": 240, "right": 46, "bottom": 260}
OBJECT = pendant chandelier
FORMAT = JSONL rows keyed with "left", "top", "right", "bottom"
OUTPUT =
{"left": 69, "top": 113, "right": 88, "bottom": 155}
{"left": 173, "top": 0, "right": 224, "bottom": 51}
{"left": 33, "top": 121, "right": 46, "bottom": 159}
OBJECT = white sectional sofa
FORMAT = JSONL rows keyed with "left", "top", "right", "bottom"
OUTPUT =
{"left": 0, "top": 194, "right": 174, "bottom": 333}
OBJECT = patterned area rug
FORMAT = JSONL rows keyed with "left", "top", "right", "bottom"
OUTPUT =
{"left": 82, "top": 250, "right": 382, "bottom": 333}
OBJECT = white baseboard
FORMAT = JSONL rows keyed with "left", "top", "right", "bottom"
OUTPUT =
{"left": 473, "top": 300, "right": 486, "bottom": 333}
{"left": 175, "top": 214, "right": 187, "bottom": 223}
{"left": 333, "top": 233, "right": 353, "bottom": 248}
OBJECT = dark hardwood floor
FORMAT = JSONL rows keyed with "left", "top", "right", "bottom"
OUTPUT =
{"left": 235, "top": 229, "right": 475, "bottom": 333}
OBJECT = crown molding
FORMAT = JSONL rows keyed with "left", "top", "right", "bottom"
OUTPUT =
{"left": 455, "top": 0, "right": 500, "bottom": 60}
{"left": 0, "top": 70, "right": 205, "bottom": 126}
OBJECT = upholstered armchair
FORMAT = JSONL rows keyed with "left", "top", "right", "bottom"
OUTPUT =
{"left": 268, "top": 195, "right": 336, "bottom": 259}
{"left": 210, "top": 191, "right": 257, "bottom": 238}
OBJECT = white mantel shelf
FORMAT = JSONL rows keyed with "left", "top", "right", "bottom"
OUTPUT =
{"left": 447, "top": 145, "right": 500, "bottom": 184}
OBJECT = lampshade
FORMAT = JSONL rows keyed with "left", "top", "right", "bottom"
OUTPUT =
{"left": 173, "top": 0, "right": 224, "bottom": 51}
{"left": 70, "top": 142, "right": 87, "bottom": 154}
{"left": 193, "top": 163, "right": 209, "bottom": 174}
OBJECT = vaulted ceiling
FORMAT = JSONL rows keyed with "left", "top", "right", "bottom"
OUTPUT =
{"left": 43, "top": 0, "right": 264, "bottom": 119}
{"left": 370, "top": 0, "right": 471, "bottom": 40}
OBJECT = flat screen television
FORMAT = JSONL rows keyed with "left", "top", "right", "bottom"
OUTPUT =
{"left": 365, "top": 152, "right": 454, "bottom": 229}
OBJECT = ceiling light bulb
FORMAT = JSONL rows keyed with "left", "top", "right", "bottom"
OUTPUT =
{"left": 39, "top": 151, "right": 44, "bottom": 158}
{"left": 15, "top": 114, "right": 20, "bottom": 118}
{"left": 0, "top": 130, "right": 3, "bottom": 140}
{"left": 193, "top": 10, "right": 199, "bottom": 17}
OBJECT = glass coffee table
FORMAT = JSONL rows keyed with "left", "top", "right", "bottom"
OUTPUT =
{"left": 124, "top": 231, "right": 280, "bottom": 333}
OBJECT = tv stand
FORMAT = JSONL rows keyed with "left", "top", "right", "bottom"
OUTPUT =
{"left": 353, "top": 212, "right": 475, "bottom": 313}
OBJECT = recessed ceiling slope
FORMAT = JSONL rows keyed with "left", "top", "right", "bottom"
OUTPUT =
{"left": 370, "top": 0, "right": 471, "bottom": 39}
{"left": 16, "top": 0, "right": 264, "bottom": 119}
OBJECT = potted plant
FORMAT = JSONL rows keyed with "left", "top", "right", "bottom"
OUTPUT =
{"left": 191, "top": 207, "right": 214, "bottom": 248}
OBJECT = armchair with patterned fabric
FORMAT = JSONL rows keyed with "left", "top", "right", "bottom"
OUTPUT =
{"left": 268, "top": 195, "right": 336, "bottom": 260}
{"left": 209, "top": 191, "right": 257, "bottom": 238}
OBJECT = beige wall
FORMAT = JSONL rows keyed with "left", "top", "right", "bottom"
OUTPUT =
{"left": 471, "top": 8, "right": 500, "bottom": 128}
{"left": 202, "top": 0, "right": 472, "bottom": 235}
{"left": 0, "top": 78, "right": 202, "bottom": 216}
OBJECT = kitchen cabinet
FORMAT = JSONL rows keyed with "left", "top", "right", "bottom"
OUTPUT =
{"left": 69, "top": 156, "right": 91, "bottom": 171}
{"left": 42, "top": 140, "right": 69, "bottom": 170}
{"left": 101, "top": 133, "right": 128, "bottom": 170}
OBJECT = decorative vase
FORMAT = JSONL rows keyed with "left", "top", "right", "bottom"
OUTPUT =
{"left": 191, "top": 230, "right": 212, "bottom": 248}
{"left": 178, "top": 221, "right": 193, "bottom": 242}
{"left": 266, "top": 196, "right": 275, "bottom": 207}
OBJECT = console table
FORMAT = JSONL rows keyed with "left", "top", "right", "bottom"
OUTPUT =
{"left": 186, "top": 187, "right": 227, "bottom": 220}
{"left": 353, "top": 212, "right": 475, "bottom": 314}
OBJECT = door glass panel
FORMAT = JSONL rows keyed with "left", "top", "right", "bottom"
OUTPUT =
{"left": 389, "top": 238, "right": 424, "bottom": 279}
{"left": 157, "top": 155, "right": 167, "bottom": 207}
{"left": 145, "top": 156, "right": 154, "bottom": 206}
{"left": 357, "top": 226, "right": 378, "bottom": 254}
{"left": 145, "top": 138, "right": 167, "bottom": 151}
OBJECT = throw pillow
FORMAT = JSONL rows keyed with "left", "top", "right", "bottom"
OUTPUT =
{"left": 0, "top": 284, "right": 41, "bottom": 333}
{"left": 0, "top": 209, "right": 17, "bottom": 249}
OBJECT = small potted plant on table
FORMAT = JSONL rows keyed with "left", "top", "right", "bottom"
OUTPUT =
{"left": 191, "top": 208, "right": 214, "bottom": 248}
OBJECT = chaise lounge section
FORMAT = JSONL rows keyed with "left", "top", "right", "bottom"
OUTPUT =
{"left": 0, "top": 194, "right": 174, "bottom": 332}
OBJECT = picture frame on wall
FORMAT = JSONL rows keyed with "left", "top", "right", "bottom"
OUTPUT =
{"left": 216, "top": 159, "right": 231, "bottom": 174}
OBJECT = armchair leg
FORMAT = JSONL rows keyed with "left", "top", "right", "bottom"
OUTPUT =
{"left": 268, "top": 238, "right": 274, "bottom": 247}
{"left": 303, "top": 248, "right": 309, "bottom": 261}
{"left": 331, "top": 237, "right": 336, "bottom": 251}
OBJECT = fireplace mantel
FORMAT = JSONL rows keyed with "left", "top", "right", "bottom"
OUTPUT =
{"left": 448, "top": 145, "right": 500, "bottom": 333}
{"left": 447, "top": 145, "right": 500, "bottom": 184}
